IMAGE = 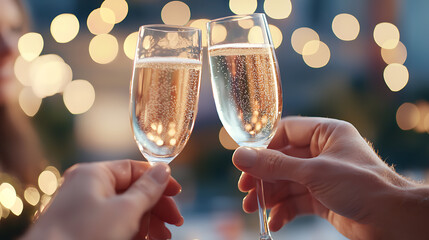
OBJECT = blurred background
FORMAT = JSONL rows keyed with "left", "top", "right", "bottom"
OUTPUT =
{"left": 1, "top": 0, "right": 429, "bottom": 239}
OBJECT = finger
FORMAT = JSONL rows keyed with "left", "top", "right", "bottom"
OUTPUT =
{"left": 238, "top": 172, "right": 256, "bottom": 192}
{"left": 152, "top": 196, "right": 184, "bottom": 226}
{"left": 149, "top": 215, "right": 172, "bottom": 240}
{"left": 278, "top": 145, "right": 313, "bottom": 159}
{"left": 119, "top": 163, "right": 171, "bottom": 215}
{"left": 268, "top": 116, "right": 328, "bottom": 149}
{"left": 268, "top": 193, "right": 315, "bottom": 232}
{"left": 233, "top": 147, "right": 314, "bottom": 184}
{"left": 102, "top": 160, "right": 181, "bottom": 195}
{"left": 242, "top": 189, "right": 258, "bottom": 213}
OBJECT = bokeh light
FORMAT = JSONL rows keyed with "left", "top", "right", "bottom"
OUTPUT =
{"left": 190, "top": 19, "right": 210, "bottom": 47}
{"left": 219, "top": 127, "right": 239, "bottom": 150}
{"left": 50, "top": 13, "right": 80, "bottom": 43}
{"left": 302, "top": 40, "right": 330, "bottom": 68}
{"left": 161, "top": 1, "right": 191, "bottom": 26}
{"left": 229, "top": 0, "right": 257, "bottom": 15}
{"left": 238, "top": 19, "right": 254, "bottom": 29}
{"left": 396, "top": 103, "right": 420, "bottom": 130}
{"left": 87, "top": 8, "right": 114, "bottom": 35}
{"left": 18, "top": 32, "right": 43, "bottom": 61}
{"left": 291, "top": 27, "right": 319, "bottom": 55}
{"left": 373, "top": 22, "right": 400, "bottom": 49}
{"left": 101, "top": 0, "right": 128, "bottom": 24}
{"left": 63, "top": 80, "right": 96, "bottom": 115}
{"left": 19, "top": 88, "right": 42, "bottom": 117}
{"left": 2, "top": 207, "right": 9, "bottom": 219}
{"left": 31, "top": 59, "right": 72, "bottom": 98}
{"left": 211, "top": 24, "right": 227, "bottom": 45}
{"left": 89, "top": 34, "right": 119, "bottom": 64}
{"left": 248, "top": 26, "right": 264, "bottom": 44}
{"left": 269, "top": 24, "right": 283, "bottom": 48}
{"left": 14, "top": 56, "right": 32, "bottom": 86}
{"left": 381, "top": 41, "right": 407, "bottom": 64}
{"left": 332, "top": 13, "right": 360, "bottom": 41}
{"left": 424, "top": 114, "right": 429, "bottom": 133}
{"left": 38, "top": 170, "right": 59, "bottom": 195}
{"left": 10, "top": 197, "right": 23, "bottom": 216}
{"left": 24, "top": 187, "right": 41, "bottom": 206}
{"left": 264, "top": 0, "right": 292, "bottom": 19}
{"left": 414, "top": 102, "right": 429, "bottom": 133}
{"left": 0, "top": 183, "right": 16, "bottom": 209}
{"left": 383, "top": 63, "right": 409, "bottom": 92}
{"left": 40, "top": 195, "right": 52, "bottom": 212}
{"left": 124, "top": 31, "right": 139, "bottom": 60}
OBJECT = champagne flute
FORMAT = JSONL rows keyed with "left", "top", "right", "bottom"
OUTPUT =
{"left": 129, "top": 25, "right": 202, "bottom": 238}
{"left": 207, "top": 14, "right": 283, "bottom": 240}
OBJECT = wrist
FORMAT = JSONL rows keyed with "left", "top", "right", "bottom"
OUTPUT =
{"left": 375, "top": 183, "right": 429, "bottom": 239}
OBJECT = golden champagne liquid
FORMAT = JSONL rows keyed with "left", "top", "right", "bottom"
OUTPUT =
{"left": 209, "top": 44, "right": 282, "bottom": 147}
{"left": 131, "top": 57, "right": 202, "bottom": 163}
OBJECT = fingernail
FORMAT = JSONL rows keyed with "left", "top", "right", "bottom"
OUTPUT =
{"left": 148, "top": 163, "right": 170, "bottom": 184}
{"left": 234, "top": 147, "right": 257, "bottom": 169}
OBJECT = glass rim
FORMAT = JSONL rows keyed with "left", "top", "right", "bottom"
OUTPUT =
{"left": 208, "top": 13, "right": 265, "bottom": 24}
{"left": 139, "top": 24, "right": 201, "bottom": 33}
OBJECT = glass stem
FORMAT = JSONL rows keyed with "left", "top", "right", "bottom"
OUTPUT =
{"left": 256, "top": 178, "right": 272, "bottom": 240}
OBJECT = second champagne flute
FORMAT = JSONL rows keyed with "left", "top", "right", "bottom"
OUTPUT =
{"left": 207, "top": 14, "right": 283, "bottom": 240}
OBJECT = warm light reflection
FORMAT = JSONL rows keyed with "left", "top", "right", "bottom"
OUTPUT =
{"left": 32, "top": 61, "right": 72, "bottom": 98}
{"left": 219, "top": 127, "right": 239, "bottom": 150}
{"left": 24, "top": 187, "right": 41, "bottom": 206}
{"left": 0, "top": 183, "right": 16, "bottom": 209}
{"left": 18, "top": 33, "right": 43, "bottom": 61}
{"left": 87, "top": 8, "right": 114, "bottom": 35}
{"left": 396, "top": 103, "right": 419, "bottom": 130}
{"left": 63, "top": 80, "right": 96, "bottom": 115}
{"left": 415, "top": 102, "right": 429, "bottom": 133}
{"left": 381, "top": 41, "right": 407, "bottom": 64}
{"left": 248, "top": 26, "right": 264, "bottom": 44}
{"left": 291, "top": 27, "right": 319, "bottom": 55}
{"left": 38, "top": 170, "right": 58, "bottom": 195}
{"left": 303, "top": 40, "right": 330, "bottom": 68}
{"left": 268, "top": 24, "right": 282, "bottom": 49}
{"left": 161, "top": 1, "right": 191, "bottom": 26}
{"left": 229, "top": 0, "right": 257, "bottom": 15}
{"left": 124, "top": 32, "right": 139, "bottom": 60}
{"left": 383, "top": 63, "right": 409, "bottom": 92}
{"left": 40, "top": 195, "right": 52, "bottom": 212}
{"left": 10, "top": 197, "right": 23, "bottom": 216}
{"left": 264, "top": 0, "right": 292, "bottom": 19}
{"left": 19, "top": 88, "right": 42, "bottom": 117}
{"left": 373, "top": 22, "right": 400, "bottom": 49}
{"left": 332, "top": 13, "right": 360, "bottom": 41}
{"left": 14, "top": 56, "right": 32, "bottom": 86}
{"left": 89, "top": 34, "right": 118, "bottom": 64}
{"left": 190, "top": 19, "right": 210, "bottom": 47}
{"left": 101, "top": 0, "right": 128, "bottom": 24}
{"left": 50, "top": 14, "right": 80, "bottom": 43}
{"left": 211, "top": 24, "right": 227, "bottom": 44}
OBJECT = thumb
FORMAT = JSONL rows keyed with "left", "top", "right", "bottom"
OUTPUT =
{"left": 232, "top": 147, "right": 312, "bottom": 184}
{"left": 120, "top": 163, "right": 170, "bottom": 214}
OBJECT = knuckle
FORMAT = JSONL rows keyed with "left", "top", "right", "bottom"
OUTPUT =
{"left": 264, "top": 153, "right": 286, "bottom": 178}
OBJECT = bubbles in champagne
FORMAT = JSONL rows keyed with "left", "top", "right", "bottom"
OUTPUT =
{"left": 209, "top": 43, "right": 282, "bottom": 147}
{"left": 131, "top": 57, "right": 201, "bottom": 162}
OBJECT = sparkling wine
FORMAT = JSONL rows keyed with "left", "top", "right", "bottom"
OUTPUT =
{"left": 209, "top": 43, "right": 282, "bottom": 147}
{"left": 130, "top": 57, "right": 202, "bottom": 163}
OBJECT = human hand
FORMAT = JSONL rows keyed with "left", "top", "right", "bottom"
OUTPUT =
{"left": 23, "top": 160, "right": 183, "bottom": 240}
{"left": 233, "top": 117, "right": 429, "bottom": 239}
